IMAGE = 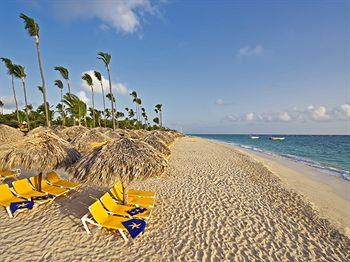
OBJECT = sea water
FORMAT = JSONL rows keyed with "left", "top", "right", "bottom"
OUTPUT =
{"left": 191, "top": 134, "right": 350, "bottom": 181}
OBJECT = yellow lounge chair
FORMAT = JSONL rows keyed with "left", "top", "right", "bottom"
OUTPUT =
{"left": 29, "top": 175, "right": 69, "bottom": 197}
{"left": 0, "top": 168, "right": 20, "bottom": 181}
{"left": 46, "top": 172, "right": 79, "bottom": 189}
{"left": 81, "top": 201, "right": 131, "bottom": 241}
{"left": 110, "top": 185, "right": 155, "bottom": 208}
{"left": 12, "top": 179, "right": 52, "bottom": 203}
{"left": 0, "top": 184, "right": 28, "bottom": 217}
{"left": 100, "top": 192, "right": 151, "bottom": 220}
{"left": 114, "top": 181, "right": 156, "bottom": 198}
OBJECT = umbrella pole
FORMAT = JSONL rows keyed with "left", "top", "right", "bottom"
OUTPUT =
{"left": 38, "top": 171, "right": 42, "bottom": 192}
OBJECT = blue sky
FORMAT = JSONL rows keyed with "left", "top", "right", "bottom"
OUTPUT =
{"left": 0, "top": 0, "right": 349, "bottom": 134}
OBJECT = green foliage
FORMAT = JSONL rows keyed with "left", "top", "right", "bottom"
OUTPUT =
{"left": 19, "top": 13, "right": 39, "bottom": 37}
{"left": 54, "top": 66, "right": 69, "bottom": 80}
{"left": 94, "top": 71, "right": 102, "bottom": 81}
{"left": 1, "top": 57, "right": 15, "bottom": 75}
{"left": 82, "top": 73, "right": 93, "bottom": 86}
{"left": 12, "top": 64, "right": 26, "bottom": 79}
{"left": 97, "top": 52, "right": 111, "bottom": 66}
{"left": 54, "top": 79, "right": 63, "bottom": 89}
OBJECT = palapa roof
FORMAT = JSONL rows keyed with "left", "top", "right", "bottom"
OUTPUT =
{"left": 61, "top": 126, "right": 89, "bottom": 141}
{"left": 152, "top": 131, "right": 175, "bottom": 145}
{"left": 70, "top": 137, "right": 168, "bottom": 187}
{"left": 93, "top": 127, "right": 123, "bottom": 140}
{"left": 0, "top": 132, "right": 80, "bottom": 172}
{"left": 27, "top": 126, "right": 69, "bottom": 140}
{"left": 0, "top": 124, "right": 24, "bottom": 143}
{"left": 143, "top": 134, "right": 171, "bottom": 157}
{"left": 70, "top": 129, "right": 111, "bottom": 154}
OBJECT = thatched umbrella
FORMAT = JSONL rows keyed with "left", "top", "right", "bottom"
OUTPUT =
{"left": 125, "top": 130, "right": 142, "bottom": 139}
{"left": 134, "top": 129, "right": 150, "bottom": 139}
{"left": 143, "top": 134, "right": 171, "bottom": 157}
{"left": 61, "top": 126, "right": 89, "bottom": 142}
{"left": 0, "top": 124, "right": 24, "bottom": 143}
{"left": 152, "top": 131, "right": 175, "bottom": 145}
{"left": 70, "top": 138, "right": 168, "bottom": 204}
{"left": 27, "top": 126, "right": 69, "bottom": 141}
{"left": 0, "top": 132, "right": 80, "bottom": 191}
{"left": 93, "top": 127, "right": 122, "bottom": 140}
{"left": 71, "top": 129, "right": 111, "bottom": 154}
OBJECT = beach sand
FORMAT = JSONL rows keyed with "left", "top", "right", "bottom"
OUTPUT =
{"left": 0, "top": 136, "right": 349, "bottom": 261}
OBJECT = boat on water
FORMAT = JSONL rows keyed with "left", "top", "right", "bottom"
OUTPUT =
{"left": 249, "top": 136, "right": 260, "bottom": 139}
{"left": 270, "top": 136, "right": 285, "bottom": 141}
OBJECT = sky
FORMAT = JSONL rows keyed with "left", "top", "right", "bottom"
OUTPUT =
{"left": 0, "top": 0, "right": 349, "bottom": 134}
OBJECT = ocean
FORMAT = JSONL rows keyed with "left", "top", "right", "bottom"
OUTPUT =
{"left": 191, "top": 134, "right": 350, "bottom": 181}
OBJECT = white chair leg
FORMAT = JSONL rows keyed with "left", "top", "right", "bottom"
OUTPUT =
{"left": 81, "top": 215, "right": 91, "bottom": 235}
{"left": 6, "top": 206, "right": 13, "bottom": 218}
{"left": 118, "top": 229, "right": 129, "bottom": 242}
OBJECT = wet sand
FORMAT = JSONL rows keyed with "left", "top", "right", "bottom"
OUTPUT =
{"left": 0, "top": 136, "right": 349, "bottom": 261}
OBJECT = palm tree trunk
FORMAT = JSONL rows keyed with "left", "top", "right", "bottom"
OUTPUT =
{"left": 106, "top": 66, "right": 116, "bottom": 130}
{"left": 60, "top": 89, "right": 66, "bottom": 126}
{"left": 66, "top": 79, "right": 75, "bottom": 126}
{"left": 11, "top": 75, "right": 21, "bottom": 126}
{"left": 35, "top": 37, "right": 50, "bottom": 127}
{"left": 21, "top": 78, "right": 31, "bottom": 131}
{"left": 91, "top": 86, "right": 96, "bottom": 128}
{"left": 100, "top": 81, "right": 107, "bottom": 128}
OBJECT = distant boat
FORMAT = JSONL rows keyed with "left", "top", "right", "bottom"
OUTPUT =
{"left": 249, "top": 136, "right": 260, "bottom": 139}
{"left": 270, "top": 136, "right": 285, "bottom": 141}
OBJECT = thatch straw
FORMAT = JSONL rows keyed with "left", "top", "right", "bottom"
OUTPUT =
{"left": 143, "top": 134, "right": 171, "bottom": 157}
{"left": 134, "top": 129, "right": 150, "bottom": 138}
{"left": 61, "top": 126, "right": 89, "bottom": 142}
{"left": 70, "top": 137, "right": 168, "bottom": 187}
{"left": 0, "top": 132, "right": 80, "bottom": 172}
{"left": 152, "top": 131, "right": 175, "bottom": 145}
{"left": 125, "top": 130, "right": 142, "bottom": 139}
{"left": 0, "top": 124, "right": 24, "bottom": 143}
{"left": 27, "top": 126, "right": 69, "bottom": 140}
{"left": 93, "top": 127, "right": 123, "bottom": 140}
{"left": 71, "top": 129, "right": 111, "bottom": 154}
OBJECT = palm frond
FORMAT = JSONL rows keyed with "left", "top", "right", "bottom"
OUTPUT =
{"left": 97, "top": 52, "right": 111, "bottom": 65}
{"left": 54, "top": 66, "right": 69, "bottom": 80}
{"left": 54, "top": 79, "right": 63, "bottom": 89}
{"left": 12, "top": 64, "right": 26, "bottom": 79}
{"left": 82, "top": 73, "right": 93, "bottom": 86}
{"left": 94, "top": 71, "right": 102, "bottom": 81}
{"left": 1, "top": 57, "right": 15, "bottom": 75}
{"left": 19, "top": 13, "right": 39, "bottom": 37}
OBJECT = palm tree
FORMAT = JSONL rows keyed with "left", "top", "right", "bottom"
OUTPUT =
{"left": 136, "top": 98, "right": 142, "bottom": 122}
{"left": 1, "top": 57, "right": 20, "bottom": 125}
{"left": 153, "top": 117, "right": 160, "bottom": 126}
{"left": 0, "top": 100, "right": 3, "bottom": 115}
{"left": 12, "top": 64, "right": 30, "bottom": 130}
{"left": 63, "top": 94, "right": 87, "bottom": 126}
{"left": 155, "top": 104, "right": 163, "bottom": 127}
{"left": 20, "top": 13, "right": 50, "bottom": 127}
{"left": 54, "top": 66, "right": 71, "bottom": 94}
{"left": 98, "top": 52, "right": 116, "bottom": 129}
{"left": 141, "top": 107, "right": 148, "bottom": 125}
{"left": 94, "top": 70, "right": 107, "bottom": 127}
{"left": 55, "top": 80, "right": 65, "bottom": 126}
{"left": 82, "top": 73, "right": 95, "bottom": 127}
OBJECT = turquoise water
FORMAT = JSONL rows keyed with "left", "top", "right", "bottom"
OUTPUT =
{"left": 191, "top": 134, "right": 350, "bottom": 181}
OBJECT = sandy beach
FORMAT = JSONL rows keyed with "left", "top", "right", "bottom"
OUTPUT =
{"left": 1, "top": 136, "right": 349, "bottom": 261}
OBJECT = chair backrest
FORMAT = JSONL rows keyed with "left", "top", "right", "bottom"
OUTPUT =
{"left": 100, "top": 193, "right": 119, "bottom": 211}
{"left": 89, "top": 201, "right": 109, "bottom": 224}
{"left": 12, "top": 179, "right": 35, "bottom": 194}
{"left": 110, "top": 182, "right": 124, "bottom": 201}
{"left": 0, "top": 184, "right": 16, "bottom": 201}
{"left": 46, "top": 172, "right": 60, "bottom": 183}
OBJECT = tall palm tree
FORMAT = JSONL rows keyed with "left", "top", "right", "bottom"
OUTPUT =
{"left": 20, "top": 13, "right": 50, "bottom": 127}
{"left": 55, "top": 80, "right": 65, "bottom": 126}
{"left": 141, "top": 107, "right": 148, "bottom": 125}
{"left": 130, "top": 91, "right": 139, "bottom": 121}
{"left": 0, "top": 100, "right": 3, "bottom": 115}
{"left": 54, "top": 66, "right": 71, "bottom": 94}
{"left": 1, "top": 57, "right": 20, "bottom": 125}
{"left": 155, "top": 104, "right": 163, "bottom": 127}
{"left": 82, "top": 73, "right": 95, "bottom": 128}
{"left": 136, "top": 98, "right": 142, "bottom": 122}
{"left": 97, "top": 52, "right": 116, "bottom": 129}
{"left": 94, "top": 70, "right": 107, "bottom": 127}
{"left": 12, "top": 64, "right": 30, "bottom": 130}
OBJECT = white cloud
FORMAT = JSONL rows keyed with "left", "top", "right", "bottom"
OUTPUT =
{"left": 225, "top": 103, "right": 350, "bottom": 123}
{"left": 77, "top": 90, "right": 90, "bottom": 103}
{"left": 0, "top": 96, "right": 23, "bottom": 110}
{"left": 54, "top": 0, "right": 159, "bottom": 34}
{"left": 215, "top": 98, "right": 234, "bottom": 106}
{"left": 80, "top": 70, "right": 128, "bottom": 95}
{"left": 237, "top": 45, "right": 264, "bottom": 57}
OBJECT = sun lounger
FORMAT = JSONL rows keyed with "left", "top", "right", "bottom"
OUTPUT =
{"left": 100, "top": 192, "right": 151, "bottom": 220}
{"left": 0, "top": 184, "right": 34, "bottom": 217}
{"left": 110, "top": 185, "right": 155, "bottom": 208}
{"left": 29, "top": 175, "right": 69, "bottom": 197}
{"left": 81, "top": 201, "right": 147, "bottom": 241}
{"left": 12, "top": 179, "right": 53, "bottom": 203}
{"left": 114, "top": 181, "right": 156, "bottom": 198}
{"left": 0, "top": 168, "right": 20, "bottom": 181}
{"left": 46, "top": 171, "right": 79, "bottom": 189}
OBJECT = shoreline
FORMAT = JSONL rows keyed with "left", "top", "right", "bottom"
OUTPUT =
{"left": 202, "top": 137, "right": 350, "bottom": 237}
